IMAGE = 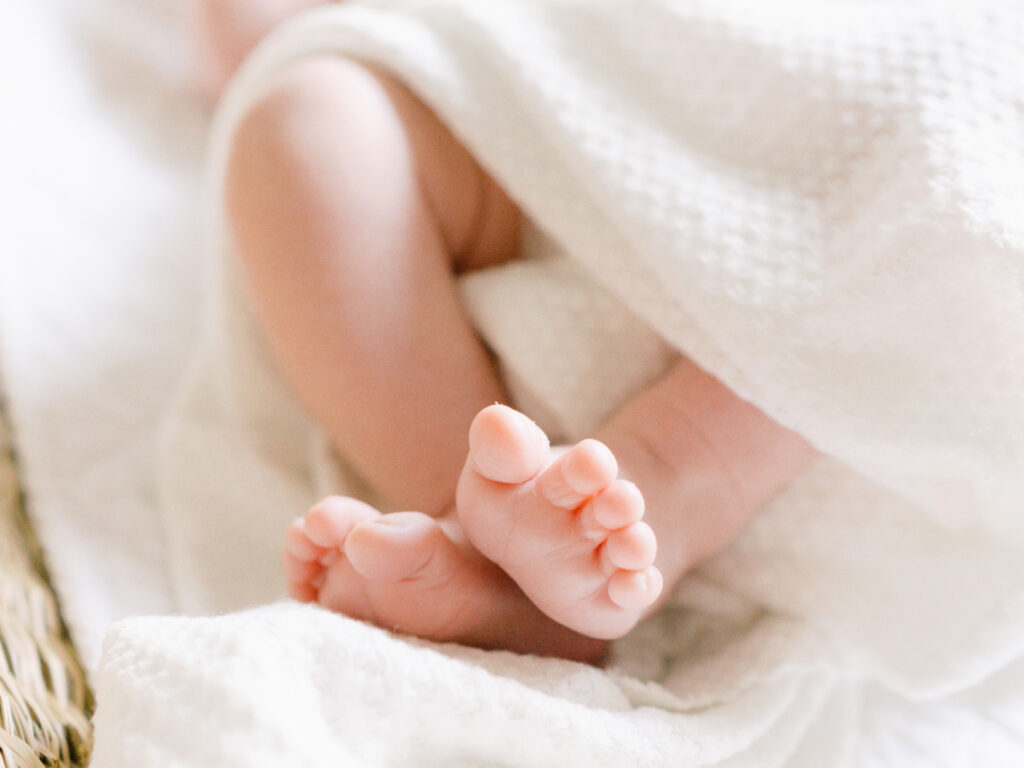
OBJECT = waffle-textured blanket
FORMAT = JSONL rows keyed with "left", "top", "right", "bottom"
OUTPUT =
{"left": 93, "top": 2, "right": 1024, "bottom": 765}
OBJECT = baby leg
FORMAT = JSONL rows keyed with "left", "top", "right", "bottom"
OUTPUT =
{"left": 234, "top": 57, "right": 816, "bottom": 659}
{"left": 286, "top": 363, "right": 815, "bottom": 658}
{"left": 284, "top": 406, "right": 662, "bottom": 658}
{"left": 226, "top": 57, "right": 520, "bottom": 515}
{"left": 448, "top": 359, "right": 817, "bottom": 640}
{"left": 594, "top": 356, "right": 819, "bottom": 589}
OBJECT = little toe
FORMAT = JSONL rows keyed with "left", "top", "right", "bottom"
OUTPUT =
{"left": 604, "top": 522, "right": 657, "bottom": 571}
{"left": 286, "top": 519, "right": 326, "bottom": 562}
{"left": 283, "top": 544, "right": 325, "bottom": 604}
{"left": 607, "top": 567, "right": 664, "bottom": 611}
{"left": 538, "top": 439, "right": 618, "bottom": 510}
{"left": 304, "top": 495, "right": 381, "bottom": 548}
{"left": 468, "top": 404, "right": 550, "bottom": 484}
{"left": 287, "top": 581, "right": 319, "bottom": 603}
{"left": 344, "top": 511, "right": 450, "bottom": 583}
{"left": 283, "top": 552, "right": 323, "bottom": 584}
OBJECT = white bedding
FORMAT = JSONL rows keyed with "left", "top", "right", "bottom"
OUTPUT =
{"left": 3, "top": 1, "right": 1024, "bottom": 766}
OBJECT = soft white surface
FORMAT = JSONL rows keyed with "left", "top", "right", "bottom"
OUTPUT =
{"left": 0, "top": 0, "right": 206, "bottom": 666}
{"left": 3, "top": 0, "right": 1024, "bottom": 765}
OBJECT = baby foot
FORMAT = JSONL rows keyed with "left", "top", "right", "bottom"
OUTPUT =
{"left": 283, "top": 495, "right": 608, "bottom": 661}
{"left": 456, "top": 405, "right": 663, "bottom": 640}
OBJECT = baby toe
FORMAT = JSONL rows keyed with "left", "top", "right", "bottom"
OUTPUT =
{"left": 286, "top": 518, "right": 325, "bottom": 561}
{"left": 468, "top": 404, "right": 550, "bottom": 484}
{"left": 344, "top": 512, "right": 446, "bottom": 583}
{"left": 561, "top": 440, "right": 617, "bottom": 495}
{"left": 287, "top": 581, "right": 319, "bottom": 603}
{"left": 539, "top": 439, "right": 618, "bottom": 510}
{"left": 607, "top": 567, "right": 663, "bottom": 611}
{"left": 283, "top": 545, "right": 324, "bottom": 604}
{"left": 304, "top": 496, "right": 380, "bottom": 547}
{"left": 604, "top": 521, "right": 657, "bottom": 571}
{"left": 283, "top": 551, "right": 322, "bottom": 584}
{"left": 591, "top": 479, "right": 644, "bottom": 530}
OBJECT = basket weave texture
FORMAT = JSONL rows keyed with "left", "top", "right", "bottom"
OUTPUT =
{"left": 0, "top": 400, "right": 93, "bottom": 767}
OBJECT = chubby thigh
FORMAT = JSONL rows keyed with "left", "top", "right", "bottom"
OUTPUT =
{"left": 223, "top": 55, "right": 522, "bottom": 513}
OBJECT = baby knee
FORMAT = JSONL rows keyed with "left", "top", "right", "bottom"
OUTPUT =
{"left": 225, "top": 55, "right": 403, "bottom": 231}
{"left": 234, "top": 56, "right": 386, "bottom": 150}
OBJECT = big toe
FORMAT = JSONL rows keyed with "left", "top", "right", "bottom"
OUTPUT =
{"left": 343, "top": 511, "right": 454, "bottom": 583}
{"left": 468, "top": 404, "right": 550, "bottom": 484}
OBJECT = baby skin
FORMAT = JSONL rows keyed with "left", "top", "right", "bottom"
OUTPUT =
{"left": 206, "top": 0, "right": 817, "bottom": 662}
{"left": 286, "top": 407, "right": 659, "bottom": 661}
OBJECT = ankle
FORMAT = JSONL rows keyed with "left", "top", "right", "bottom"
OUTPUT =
{"left": 597, "top": 357, "right": 817, "bottom": 575}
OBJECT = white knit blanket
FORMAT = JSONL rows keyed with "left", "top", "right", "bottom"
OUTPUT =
{"left": 92, "top": 2, "right": 1024, "bottom": 765}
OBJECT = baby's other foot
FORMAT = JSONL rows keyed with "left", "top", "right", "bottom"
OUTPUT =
{"left": 456, "top": 405, "right": 663, "bottom": 640}
{"left": 284, "top": 496, "right": 487, "bottom": 637}
{"left": 283, "top": 495, "right": 608, "bottom": 661}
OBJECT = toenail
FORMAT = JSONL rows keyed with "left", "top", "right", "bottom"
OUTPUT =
{"left": 508, "top": 411, "right": 536, "bottom": 441}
